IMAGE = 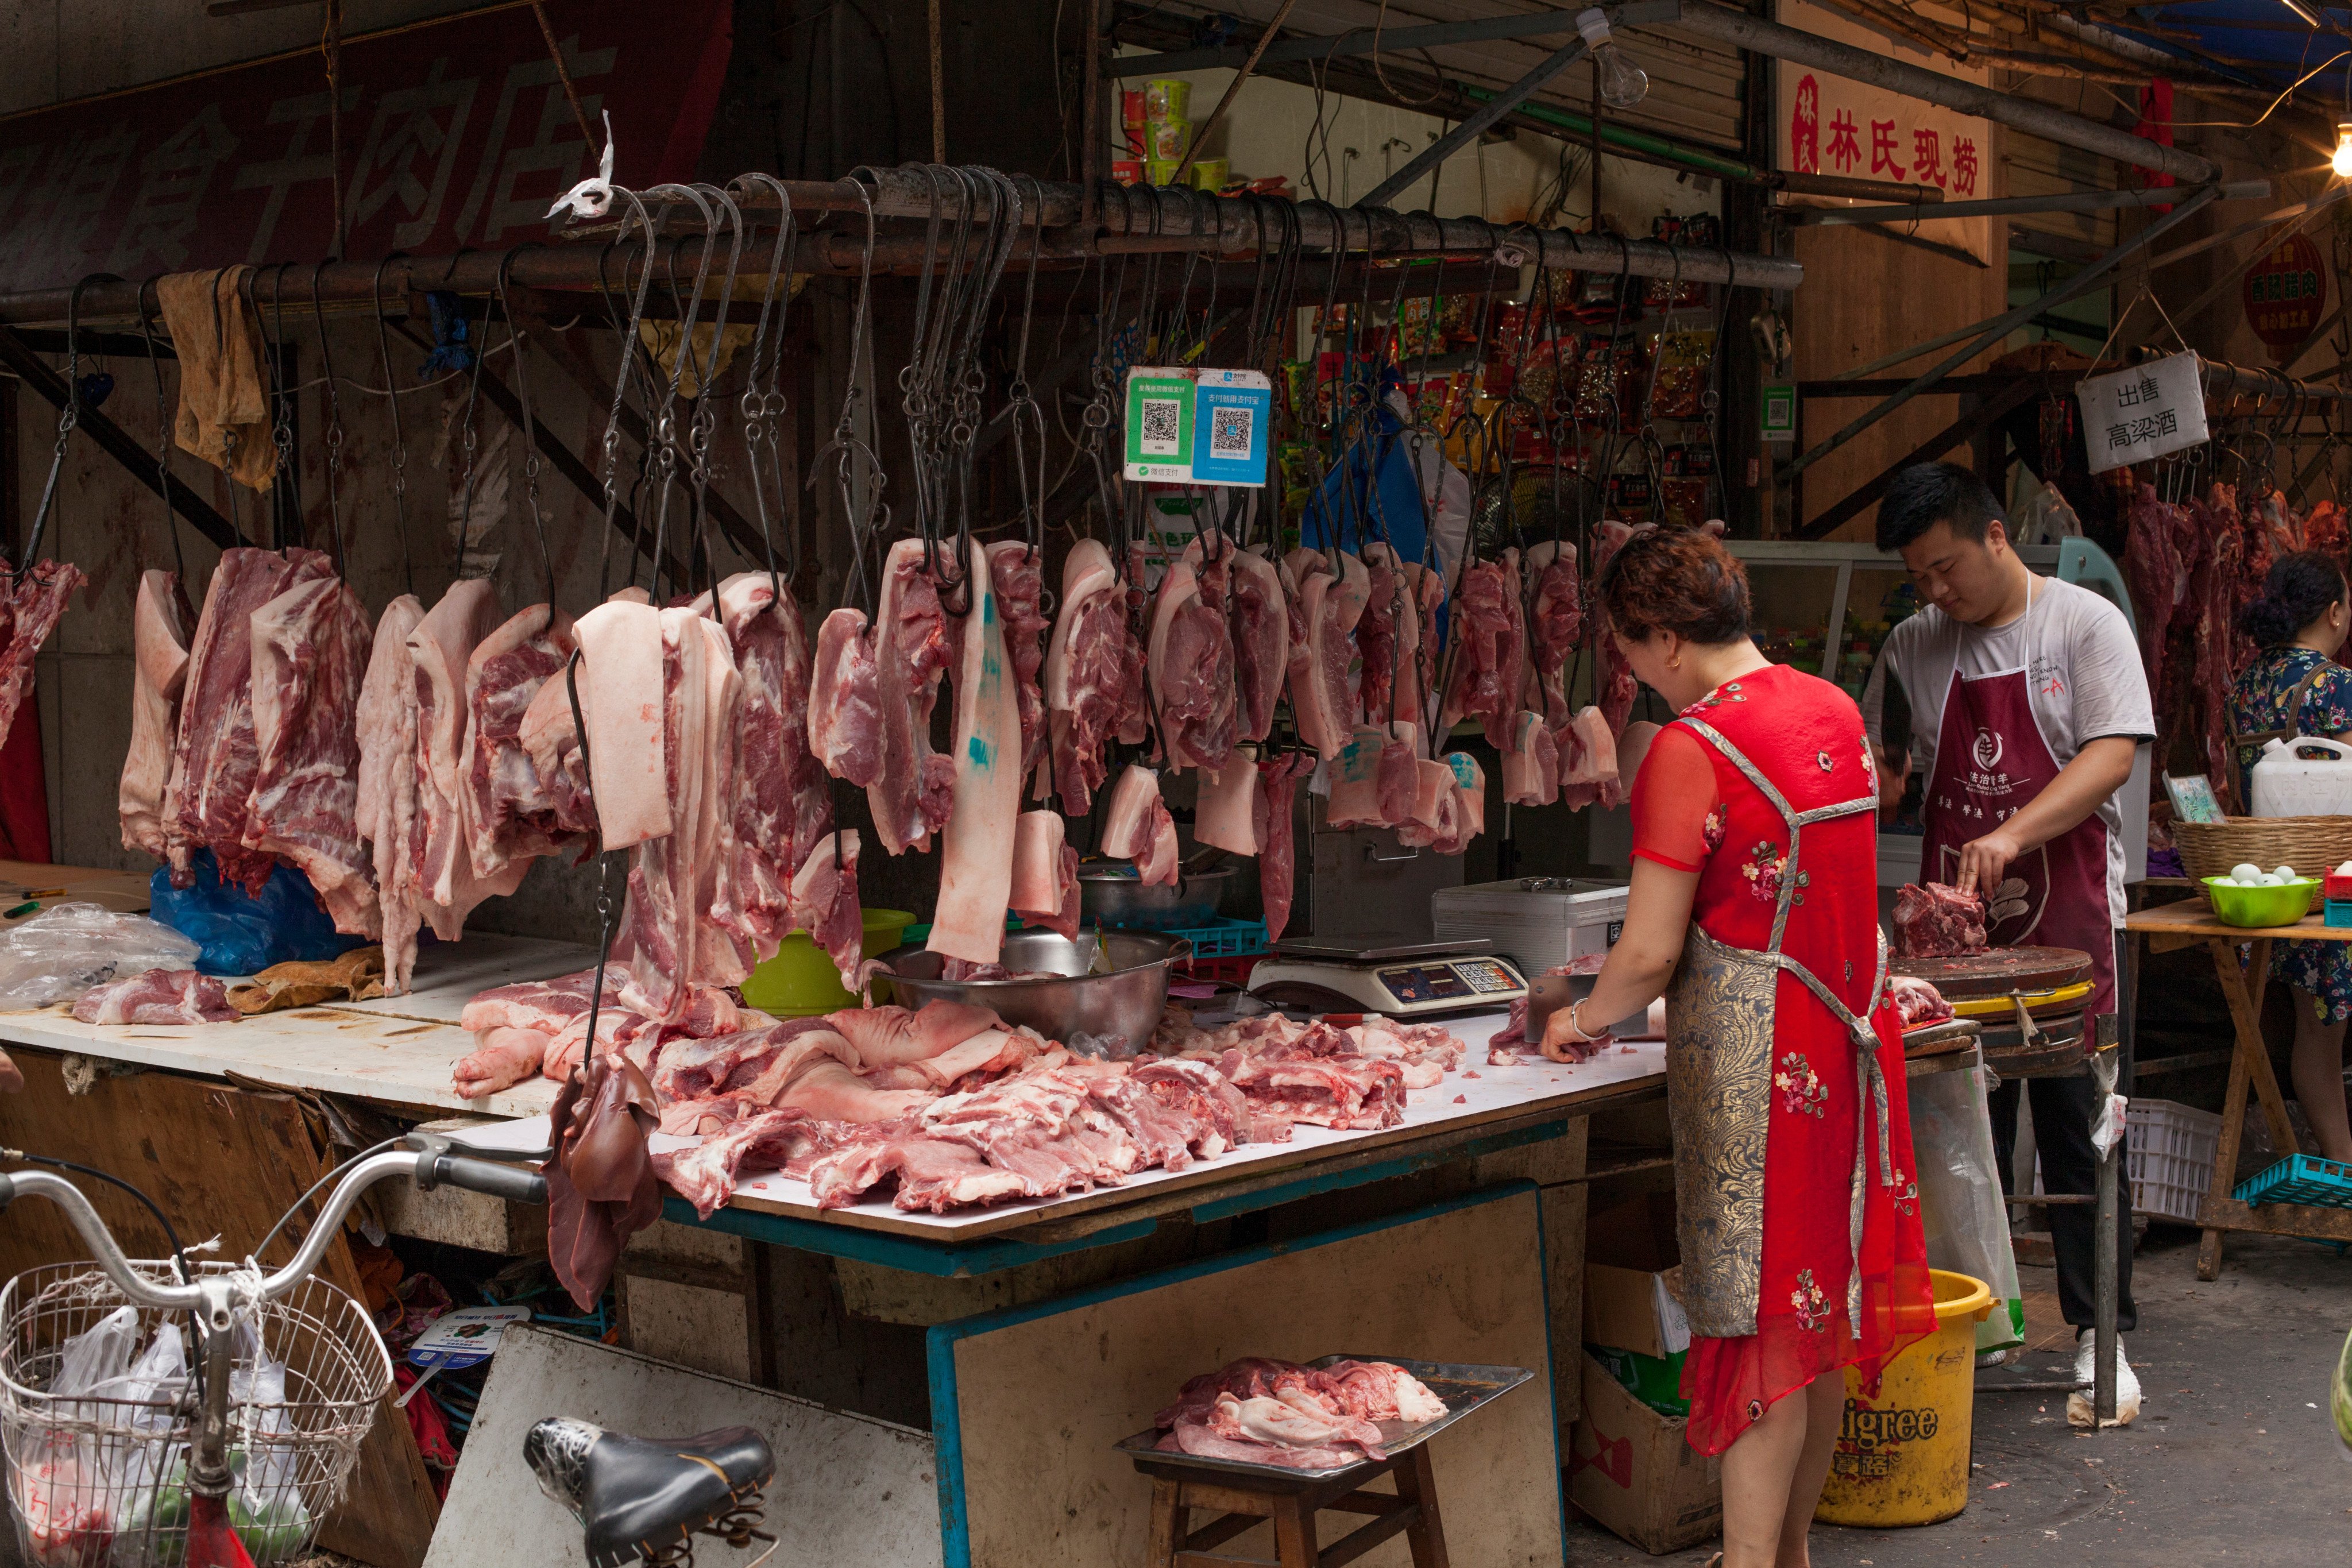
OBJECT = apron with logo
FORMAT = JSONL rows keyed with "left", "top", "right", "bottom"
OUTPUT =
{"left": 1918, "top": 625, "right": 2117, "bottom": 1017}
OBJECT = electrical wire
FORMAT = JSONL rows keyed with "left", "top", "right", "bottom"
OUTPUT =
{"left": 252, "top": 1136, "right": 404, "bottom": 1265}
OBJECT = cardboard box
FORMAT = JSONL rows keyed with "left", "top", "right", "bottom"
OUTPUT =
{"left": 1582, "top": 1189, "right": 1691, "bottom": 1360}
{"left": 1569, "top": 1350, "right": 1724, "bottom": 1554}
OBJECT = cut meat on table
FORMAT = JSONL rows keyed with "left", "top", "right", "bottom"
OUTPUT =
{"left": 121, "top": 570, "right": 193, "bottom": 862}
{"left": 356, "top": 595, "right": 426, "bottom": 991}
{"left": 462, "top": 604, "right": 585, "bottom": 880}
{"left": 1009, "top": 813, "right": 1080, "bottom": 941}
{"left": 244, "top": 567, "right": 376, "bottom": 936}
{"left": 808, "top": 607, "right": 882, "bottom": 787}
{"left": 791, "top": 830, "right": 864, "bottom": 988}
{"left": 985, "top": 542, "right": 1050, "bottom": 789}
{"left": 1255, "top": 751, "right": 1314, "bottom": 942}
{"left": 719, "top": 571, "right": 830, "bottom": 950}
{"left": 73, "top": 968, "right": 238, "bottom": 1026}
{"left": 1152, "top": 1357, "right": 1447, "bottom": 1470}
{"left": 1043, "top": 539, "right": 1130, "bottom": 813}
{"left": 1100, "top": 764, "right": 1179, "bottom": 886}
{"left": 868, "top": 539, "right": 958, "bottom": 855}
{"left": 1229, "top": 546, "right": 1290, "bottom": 744}
{"left": 459, "top": 967, "right": 617, "bottom": 1035}
{"left": 929, "top": 540, "right": 1024, "bottom": 966}
{"left": 1890, "top": 974, "right": 1953, "bottom": 1028}
{"left": 1891, "top": 882, "right": 1986, "bottom": 959}
{"left": 173, "top": 548, "right": 316, "bottom": 893}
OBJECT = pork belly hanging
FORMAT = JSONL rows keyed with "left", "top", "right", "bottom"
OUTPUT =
{"left": 173, "top": 547, "right": 319, "bottom": 892}
{"left": 357, "top": 595, "right": 426, "bottom": 991}
{"left": 719, "top": 570, "right": 832, "bottom": 949}
{"left": 928, "top": 540, "right": 1024, "bottom": 966}
{"left": 121, "top": 570, "right": 193, "bottom": 862}
{"left": 1042, "top": 539, "right": 1130, "bottom": 813}
{"left": 868, "top": 539, "right": 958, "bottom": 855}
{"left": 244, "top": 567, "right": 376, "bottom": 936}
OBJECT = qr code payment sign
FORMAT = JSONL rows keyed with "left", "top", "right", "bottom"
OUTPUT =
{"left": 1208, "top": 404, "right": 1253, "bottom": 457}
{"left": 1140, "top": 397, "right": 1183, "bottom": 455}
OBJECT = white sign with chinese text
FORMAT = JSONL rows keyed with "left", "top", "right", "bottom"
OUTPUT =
{"left": 1774, "top": 0, "right": 1996, "bottom": 267}
{"left": 2076, "top": 353, "right": 2207, "bottom": 474}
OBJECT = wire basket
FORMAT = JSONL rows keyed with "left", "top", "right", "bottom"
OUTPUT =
{"left": 0, "top": 1261, "right": 390, "bottom": 1568}
{"left": 2173, "top": 817, "right": 2352, "bottom": 905}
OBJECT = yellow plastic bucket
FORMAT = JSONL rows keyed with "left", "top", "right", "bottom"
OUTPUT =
{"left": 1814, "top": 1268, "right": 1994, "bottom": 1528}
{"left": 737, "top": 908, "right": 914, "bottom": 1017}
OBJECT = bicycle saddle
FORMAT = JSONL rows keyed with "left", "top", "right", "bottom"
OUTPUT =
{"left": 525, "top": 1416, "right": 775, "bottom": 1568}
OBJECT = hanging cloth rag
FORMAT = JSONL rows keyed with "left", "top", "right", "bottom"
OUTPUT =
{"left": 636, "top": 319, "right": 756, "bottom": 400}
{"left": 154, "top": 268, "right": 277, "bottom": 492}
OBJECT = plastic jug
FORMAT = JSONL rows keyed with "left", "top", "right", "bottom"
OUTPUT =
{"left": 2250, "top": 736, "right": 2352, "bottom": 817}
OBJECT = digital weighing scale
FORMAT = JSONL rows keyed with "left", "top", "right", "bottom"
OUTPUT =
{"left": 1246, "top": 939, "right": 1528, "bottom": 1018}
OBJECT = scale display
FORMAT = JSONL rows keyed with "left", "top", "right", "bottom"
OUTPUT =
{"left": 1248, "top": 947, "right": 1530, "bottom": 1018}
{"left": 1375, "top": 960, "right": 1521, "bottom": 1005}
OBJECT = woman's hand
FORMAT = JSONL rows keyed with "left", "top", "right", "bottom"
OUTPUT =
{"left": 1538, "top": 1001, "right": 1595, "bottom": 1062}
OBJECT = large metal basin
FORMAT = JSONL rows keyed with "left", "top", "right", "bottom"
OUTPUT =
{"left": 876, "top": 929, "right": 1189, "bottom": 1056}
{"left": 1079, "top": 864, "right": 1236, "bottom": 929}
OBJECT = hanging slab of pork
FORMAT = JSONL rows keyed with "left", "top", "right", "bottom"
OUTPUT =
{"left": 461, "top": 603, "right": 584, "bottom": 879}
{"left": 357, "top": 595, "right": 425, "bottom": 992}
{"left": 1148, "top": 549, "right": 1237, "bottom": 774}
{"left": 1009, "top": 812, "right": 1080, "bottom": 941}
{"left": 1253, "top": 750, "right": 1316, "bottom": 944}
{"left": 808, "top": 605, "right": 883, "bottom": 787}
{"left": 985, "top": 542, "right": 1050, "bottom": 791}
{"left": 1228, "top": 546, "right": 1289, "bottom": 745}
{"left": 1102, "top": 763, "right": 1180, "bottom": 886}
{"left": 407, "top": 577, "right": 517, "bottom": 926}
{"left": 1503, "top": 709, "right": 1561, "bottom": 808}
{"left": 719, "top": 570, "right": 831, "bottom": 950}
{"left": 928, "top": 540, "right": 1024, "bottom": 967}
{"left": 1042, "top": 539, "right": 1128, "bottom": 814}
{"left": 1193, "top": 755, "right": 1258, "bottom": 856}
{"left": 121, "top": 570, "right": 192, "bottom": 862}
{"left": 571, "top": 596, "right": 671, "bottom": 848}
{"left": 791, "top": 829, "right": 864, "bottom": 987}
{"left": 172, "top": 547, "right": 318, "bottom": 893}
{"left": 868, "top": 538, "right": 958, "bottom": 855}
{"left": 244, "top": 569, "right": 376, "bottom": 936}
{"left": 1523, "top": 538, "right": 1581, "bottom": 732}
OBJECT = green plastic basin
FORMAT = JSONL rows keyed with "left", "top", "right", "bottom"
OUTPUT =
{"left": 739, "top": 907, "right": 915, "bottom": 1016}
{"left": 2202, "top": 876, "right": 2321, "bottom": 929}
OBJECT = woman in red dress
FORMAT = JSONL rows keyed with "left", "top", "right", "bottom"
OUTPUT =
{"left": 1544, "top": 528, "right": 1935, "bottom": 1566}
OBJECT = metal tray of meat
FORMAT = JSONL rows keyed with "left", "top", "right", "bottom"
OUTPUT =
{"left": 1111, "top": 1356, "right": 1536, "bottom": 1481}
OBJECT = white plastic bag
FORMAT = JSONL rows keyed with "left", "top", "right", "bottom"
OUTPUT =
{"left": 16, "top": 1306, "right": 140, "bottom": 1566}
{"left": 0, "top": 905, "right": 200, "bottom": 1009}
{"left": 1908, "top": 1063, "right": 2025, "bottom": 1351}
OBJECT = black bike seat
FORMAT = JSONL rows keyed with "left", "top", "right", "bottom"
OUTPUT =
{"left": 525, "top": 1416, "right": 775, "bottom": 1568}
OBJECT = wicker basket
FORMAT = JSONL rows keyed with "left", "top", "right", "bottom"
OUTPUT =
{"left": 2173, "top": 817, "right": 2352, "bottom": 903}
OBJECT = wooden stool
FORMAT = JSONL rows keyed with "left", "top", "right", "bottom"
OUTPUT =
{"left": 1136, "top": 1445, "right": 1449, "bottom": 1568}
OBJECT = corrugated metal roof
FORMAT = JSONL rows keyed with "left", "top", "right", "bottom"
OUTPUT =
{"left": 1137, "top": 2, "right": 1749, "bottom": 152}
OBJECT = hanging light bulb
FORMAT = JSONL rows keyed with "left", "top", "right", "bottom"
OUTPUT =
{"left": 2334, "top": 121, "right": 2352, "bottom": 178}
{"left": 1577, "top": 7, "right": 1651, "bottom": 111}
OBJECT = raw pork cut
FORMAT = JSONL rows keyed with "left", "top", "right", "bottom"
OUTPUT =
{"left": 0, "top": 561, "right": 83, "bottom": 755}
{"left": 1229, "top": 546, "right": 1289, "bottom": 743}
{"left": 720, "top": 571, "right": 830, "bottom": 948}
{"left": 460, "top": 968, "right": 617, "bottom": 1034}
{"left": 1356, "top": 544, "right": 1403, "bottom": 728}
{"left": 929, "top": 540, "right": 1024, "bottom": 965}
{"left": 121, "top": 570, "right": 192, "bottom": 860}
{"left": 791, "top": 830, "right": 864, "bottom": 988}
{"left": 808, "top": 607, "right": 882, "bottom": 787}
{"left": 1042, "top": 539, "right": 1130, "bottom": 813}
{"left": 1100, "top": 764, "right": 1179, "bottom": 885}
{"left": 1591, "top": 522, "right": 1641, "bottom": 737}
{"left": 1503, "top": 710, "right": 1560, "bottom": 807}
{"left": 1890, "top": 974, "right": 1953, "bottom": 1028}
{"left": 1009, "top": 813, "right": 1080, "bottom": 941}
{"left": 1193, "top": 757, "right": 1258, "bottom": 855}
{"left": 1436, "top": 554, "right": 1518, "bottom": 750}
{"left": 173, "top": 548, "right": 319, "bottom": 892}
{"left": 408, "top": 578, "right": 527, "bottom": 926}
{"left": 985, "top": 542, "right": 1050, "bottom": 788}
{"left": 356, "top": 596, "right": 426, "bottom": 991}
{"left": 1891, "top": 882, "right": 1986, "bottom": 959}
{"left": 244, "top": 569, "right": 376, "bottom": 935}
{"left": 1254, "top": 751, "right": 1314, "bottom": 942}
{"left": 461, "top": 604, "right": 584, "bottom": 879}
{"left": 571, "top": 596, "right": 671, "bottom": 847}
{"left": 868, "top": 539, "right": 958, "bottom": 855}
{"left": 1149, "top": 543, "right": 1237, "bottom": 773}
{"left": 72, "top": 969, "right": 237, "bottom": 1025}
{"left": 1523, "top": 538, "right": 1581, "bottom": 731}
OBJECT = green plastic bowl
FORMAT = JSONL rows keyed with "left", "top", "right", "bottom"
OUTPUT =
{"left": 739, "top": 907, "right": 915, "bottom": 1016}
{"left": 2202, "top": 876, "right": 2322, "bottom": 928}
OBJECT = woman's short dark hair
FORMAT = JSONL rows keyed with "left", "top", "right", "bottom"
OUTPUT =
{"left": 2238, "top": 549, "right": 2349, "bottom": 647}
{"left": 1598, "top": 524, "right": 1752, "bottom": 645}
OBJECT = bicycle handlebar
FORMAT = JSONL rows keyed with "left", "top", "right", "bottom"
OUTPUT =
{"left": 0, "top": 1135, "right": 549, "bottom": 1314}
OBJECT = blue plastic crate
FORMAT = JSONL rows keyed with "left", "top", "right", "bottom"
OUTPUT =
{"left": 2235, "top": 1153, "right": 2352, "bottom": 1210}
{"left": 1161, "top": 917, "right": 1268, "bottom": 957}
{"left": 2328, "top": 899, "right": 2352, "bottom": 929}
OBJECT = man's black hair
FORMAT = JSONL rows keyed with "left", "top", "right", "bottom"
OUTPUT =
{"left": 1875, "top": 461, "right": 2005, "bottom": 553}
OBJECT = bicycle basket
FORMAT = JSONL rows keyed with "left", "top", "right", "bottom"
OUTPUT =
{"left": 0, "top": 1261, "right": 391, "bottom": 1568}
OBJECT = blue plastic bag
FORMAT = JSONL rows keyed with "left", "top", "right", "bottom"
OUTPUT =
{"left": 149, "top": 851, "right": 364, "bottom": 976}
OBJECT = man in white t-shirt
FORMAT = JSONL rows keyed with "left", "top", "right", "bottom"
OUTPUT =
{"left": 1861, "top": 462, "right": 2152, "bottom": 1425}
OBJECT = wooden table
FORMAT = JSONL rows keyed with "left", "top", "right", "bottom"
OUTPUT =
{"left": 2122, "top": 901, "right": 2352, "bottom": 1278}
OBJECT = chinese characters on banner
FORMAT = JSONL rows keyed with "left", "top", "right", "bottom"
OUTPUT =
{"left": 2241, "top": 234, "right": 2327, "bottom": 361}
{"left": 0, "top": 0, "right": 733, "bottom": 293}
{"left": 1772, "top": 0, "right": 1996, "bottom": 267}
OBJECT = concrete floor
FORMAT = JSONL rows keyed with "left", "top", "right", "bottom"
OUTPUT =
{"left": 1566, "top": 1226, "right": 2352, "bottom": 1565}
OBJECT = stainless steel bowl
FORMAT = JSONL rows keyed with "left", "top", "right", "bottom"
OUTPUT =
{"left": 1079, "top": 864, "right": 1237, "bottom": 929}
{"left": 876, "top": 929, "right": 1190, "bottom": 1055}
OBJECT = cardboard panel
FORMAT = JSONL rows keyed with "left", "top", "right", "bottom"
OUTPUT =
{"left": 942, "top": 1185, "right": 1561, "bottom": 1568}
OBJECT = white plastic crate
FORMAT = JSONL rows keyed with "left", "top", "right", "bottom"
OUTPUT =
{"left": 2027, "top": 1098, "right": 2222, "bottom": 1226}
{"left": 2126, "top": 1098, "right": 2222, "bottom": 1225}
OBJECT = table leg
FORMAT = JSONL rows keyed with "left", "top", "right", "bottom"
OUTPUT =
{"left": 2197, "top": 938, "right": 2287, "bottom": 1281}
{"left": 1272, "top": 1494, "right": 1320, "bottom": 1567}
{"left": 1395, "top": 1446, "right": 1450, "bottom": 1568}
{"left": 2206, "top": 939, "right": 2299, "bottom": 1152}
{"left": 1148, "top": 1479, "right": 1183, "bottom": 1568}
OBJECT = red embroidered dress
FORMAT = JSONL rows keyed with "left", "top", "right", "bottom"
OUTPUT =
{"left": 1631, "top": 663, "right": 1936, "bottom": 1455}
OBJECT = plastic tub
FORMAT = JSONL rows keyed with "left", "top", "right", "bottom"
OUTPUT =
{"left": 737, "top": 908, "right": 914, "bottom": 1017}
{"left": 2201, "top": 875, "right": 2320, "bottom": 928}
{"left": 1814, "top": 1269, "right": 1993, "bottom": 1528}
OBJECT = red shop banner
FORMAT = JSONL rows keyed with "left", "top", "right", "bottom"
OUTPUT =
{"left": 0, "top": 0, "right": 734, "bottom": 295}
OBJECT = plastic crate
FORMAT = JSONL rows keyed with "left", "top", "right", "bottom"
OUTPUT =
{"left": 1163, "top": 916, "right": 1268, "bottom": 957}
{"left": 2235, "top": 1153, "right": 2352, "bottom": 1210}
{"left": 2127, "top": 1098, "right": 2222, "bottom": 1224}
{"left": 2328, "top": 899, "right": 2352, "bottom": 929}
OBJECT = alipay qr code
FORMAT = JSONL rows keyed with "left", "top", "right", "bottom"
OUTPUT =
{"left": 1208, "top": 404, "right": 1253, "bottom": 457}
{"left": 1140, "top": 397, "right": 1183, "bottom": 454}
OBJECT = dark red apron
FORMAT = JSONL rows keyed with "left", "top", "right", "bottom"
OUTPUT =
{"left": 1920, "top": 659, "right": 2117, "bottom": 1018}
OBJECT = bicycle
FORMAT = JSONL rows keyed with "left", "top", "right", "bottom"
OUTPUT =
{"left": 0, "top": 1133, "right": 777, "bottom": 1568}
